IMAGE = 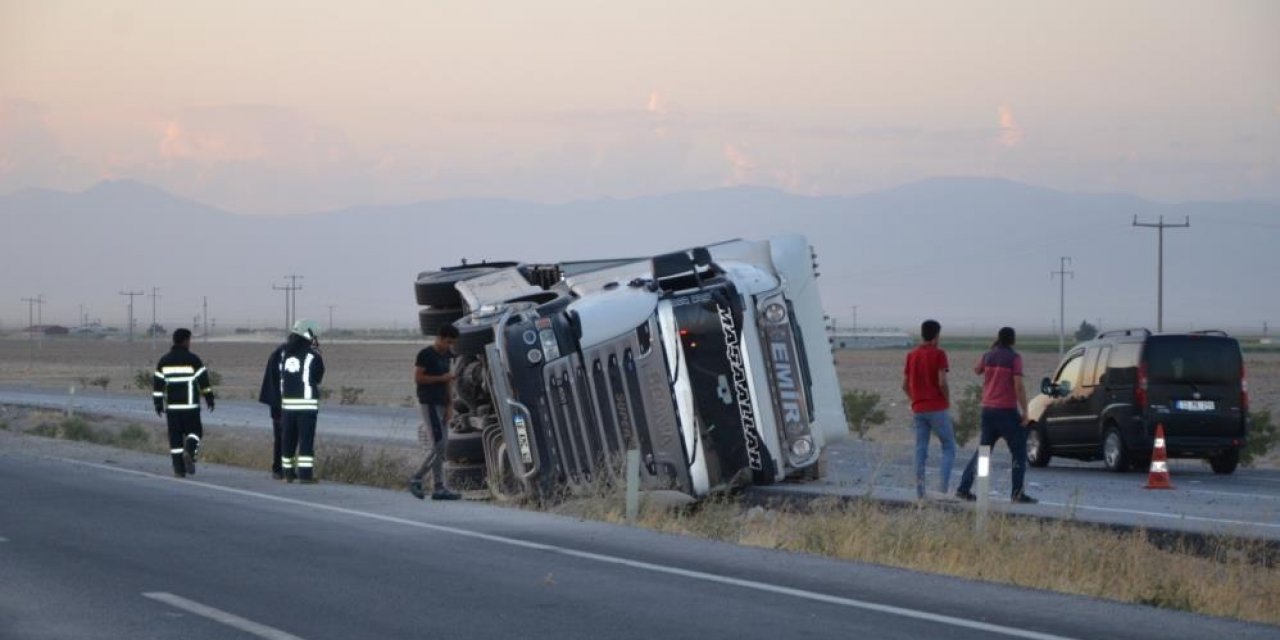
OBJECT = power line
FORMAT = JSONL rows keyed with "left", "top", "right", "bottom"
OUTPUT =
{"left": 1051, "top": 257, "right": 1073, "bottom": 356}
{"left": 1133, "top": 216, "right": 1190, "bottom": 332}
{"left": 273, "top": 275, "right": 304, "bottom": 330}
{"left": 119, "top": 290, "right": 144, "bottom": 342}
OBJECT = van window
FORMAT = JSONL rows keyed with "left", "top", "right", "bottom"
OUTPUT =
{"left": 1089, "top": 346, "right": 1111, "bottom": 386}
{"left": 1145, "top": 337, "right": 1242, "bottom": 385}
{"left": 1106, "top": 342, "right": 1141, "bottom": 386}
{"left": 1055, "top": 352, "right": 1084, "bottom": 387}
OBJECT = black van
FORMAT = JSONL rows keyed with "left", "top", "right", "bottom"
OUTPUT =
{"left": 1027, "top": 329, "right": 1249, "bottom": 474}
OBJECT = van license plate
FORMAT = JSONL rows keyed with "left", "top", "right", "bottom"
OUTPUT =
{"left": 1175, "top": 400, "right": 1215, "bottom": 411}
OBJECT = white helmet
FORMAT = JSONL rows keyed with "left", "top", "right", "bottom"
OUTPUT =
{"left": 291, "top": 318, "right": 321, "bottom": 341}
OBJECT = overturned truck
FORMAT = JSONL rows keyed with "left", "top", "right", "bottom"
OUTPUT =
{"left": 413, "top": 235, "right": 845, "bottom": 501}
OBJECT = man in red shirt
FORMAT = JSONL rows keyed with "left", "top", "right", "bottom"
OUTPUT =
{"left": 902, "top": 319, "right": 957, "bottom": 499}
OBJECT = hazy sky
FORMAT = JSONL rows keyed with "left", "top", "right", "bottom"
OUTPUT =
{"left": 2, "top": 0, "right": 1278, "bottom": 213}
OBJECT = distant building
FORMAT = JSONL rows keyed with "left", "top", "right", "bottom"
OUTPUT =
{"left": 830, "top": 330, "right": 912, "bottom": 350}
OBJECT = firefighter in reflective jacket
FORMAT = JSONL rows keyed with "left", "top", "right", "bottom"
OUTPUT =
{"left": 279, "top": 319, "right": 325, "bottom": 483}
{"left": 153, "top": 328, "right": 215, "bottom": 477}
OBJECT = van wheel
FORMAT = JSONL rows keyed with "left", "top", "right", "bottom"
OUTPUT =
{"left": 1209, "top": 450, "right": 1239, "bottom": 475}
{"left": 1026, "top": 425, "right": 1051, "bottom": 468}
{"left": 1102, "top": 427, "right": 1128, "bottom": 472}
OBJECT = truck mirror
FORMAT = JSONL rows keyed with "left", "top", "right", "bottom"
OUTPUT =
{"left": 1040, "top": 377, "right": 1053, "bottom": 395}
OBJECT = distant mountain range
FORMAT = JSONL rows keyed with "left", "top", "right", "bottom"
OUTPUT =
{"left": 1, "top": 178, "right": 1276, "bottom": 334}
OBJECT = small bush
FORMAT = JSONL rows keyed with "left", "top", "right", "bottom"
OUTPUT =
{"left": 89, "top": 376, "right": 110, "bottom": 391}
{"left": 1242, "top": 409, "right": 1275, "bottom": 466}
{"left": 133, "top": 369, "right": 154, "bottom": 391}
{"left": 319, "top": 444, "right": 412, "bottom": 488}
{"left": 26, "top": 422, "right": 59, "bottom": 438}
{"left": 842, "top": 390, "right": 887, "bottom": 439}
{"left": 118, "top": 424, "right": 151, "bottom": 449}
{"left": 207, "top": 369, "right": 223, "bottom": 387}
{"left": 954, "top": 384, "right": 983, "bottom": 446}
{"left": 339, "top": 386, "right": 366, "bottom": 406}
{"left": 60, "top": 418, "right": 115, "bottom": 445}
{"left": 0, "top": 420, "right": 9, "bottom": 431}
{"left": 320, "top": 388, "right": 333, "bottom": 401}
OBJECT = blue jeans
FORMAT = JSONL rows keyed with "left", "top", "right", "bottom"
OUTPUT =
{"left": 912, "top": 410, "right": 957, "bottom": 497}
{"left": 957, "top": 408, "right": 1028, "bottom": 497}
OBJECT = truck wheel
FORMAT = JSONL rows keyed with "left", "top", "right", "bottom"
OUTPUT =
{"left": 445, "top": 430, "right": 485, "bottom": 464}
{"left": 414, "top": 267, "right": 499, "bottom": 307}
{"left": 453, "top": 301, "right": 540, "bottom": 357}
{"left": 418, "top": 307, "right": 464, "bottom": 336}
{"left": 1026, "top": 425, "right": 1051, "bottom": 468}
{"left": 444, "top": 461, "right": 487, "bottom": 491}
{"left": 1102, "top": 427, "right": 1128, "bottom": 473}
{"left": 1209, "top": 450, "right": 1239, "bottom": 475}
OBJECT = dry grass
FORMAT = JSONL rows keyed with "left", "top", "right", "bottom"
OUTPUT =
{"left": 554, "top": 492, "right": 1280, "bottom": 625}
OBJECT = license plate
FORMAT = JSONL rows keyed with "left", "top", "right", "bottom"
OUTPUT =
{"left": 1175, "top": 400, "right": 1215, "bottom": 412}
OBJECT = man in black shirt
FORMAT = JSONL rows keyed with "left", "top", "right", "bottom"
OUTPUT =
{"left": 409, "top": 325, "right": 461, "bottom": 500}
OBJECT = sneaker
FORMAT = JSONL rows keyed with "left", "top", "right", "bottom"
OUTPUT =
{"left": 408, "top": 479, "right": 426, "bottom": 500}
{"left": 182, "top": 451, "right": 196, "bottom": 476}
{"left": 1012, "top": 493, "right": 1039, "bottom": 504}
{"left": 284, "top": 470, "right": 297, "bottom": 484}
{"left": 955, "top": 490, "right": 977, "bottom": 502}
{"left": 431, "top": 489, "right": 461, "bottom": 501}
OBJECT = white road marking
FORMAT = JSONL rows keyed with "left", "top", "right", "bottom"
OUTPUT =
{"left": 71, "top": 458, "right": 1075, "bottom": 640}
{"left": 1187, "top": 488, "right": 1280, "bottom": 501}
{"left": 143, "top": 592, "right": 305, "bottom": 640}
{"left": 1039, "top": 501, "right": 1280, "bottom": 530}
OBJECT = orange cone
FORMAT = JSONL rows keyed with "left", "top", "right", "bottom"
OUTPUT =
{"left": 1144, "top": 423, "right": 1174, "bottom": 490}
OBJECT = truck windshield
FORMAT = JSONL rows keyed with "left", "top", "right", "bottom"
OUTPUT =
{"left": 1144, "top": 337, "right": 1241, "bottom": 385}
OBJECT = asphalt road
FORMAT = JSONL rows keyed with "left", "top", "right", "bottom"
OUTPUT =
{"left": 3, "top": 384, "right": 1278, "bottom": 541}
{"left": 2, "top": 434, "right": 1275, "bottom": 640}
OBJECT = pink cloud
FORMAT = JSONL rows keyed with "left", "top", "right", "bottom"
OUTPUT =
{"left": 998, "top": 104, "right": 1024, "bottom": 148}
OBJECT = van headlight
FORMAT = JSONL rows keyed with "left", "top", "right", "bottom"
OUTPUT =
{"left": 764, "top": 302, "right": 787, "bottom": 324}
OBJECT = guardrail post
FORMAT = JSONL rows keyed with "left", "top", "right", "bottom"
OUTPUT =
{"left": 625, "top": 449, "right": 640, "bottom": 525}
{"left": 66, "top": 385, "right": 76, "bottom": 418}
{"left": 975, "top": 445, "right": 991, "bottom": 535}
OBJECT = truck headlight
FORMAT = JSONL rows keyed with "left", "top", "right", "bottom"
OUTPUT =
{"left": 789, "top": 436, "right": 813, "bottom": 458}
{"left": 764, "top": 302, "right": 787, "bottom": 324}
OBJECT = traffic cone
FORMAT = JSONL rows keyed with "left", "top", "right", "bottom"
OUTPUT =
{"left": 1144, "top": 423, "right": 1174, "bottom": 490}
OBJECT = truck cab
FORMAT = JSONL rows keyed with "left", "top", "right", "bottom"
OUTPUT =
{"left": 414, "top": 235, "right": 845, "bottom": 500}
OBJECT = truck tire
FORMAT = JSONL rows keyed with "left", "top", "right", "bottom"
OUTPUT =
{"left": 452, "top": 301, "right": 539, "bottom": 357}
{"left": 444, "top": 461, "right": 487, "bottom": 491}
{"left": 418, "top": 307, "right": 464, "bottom": 336}
{"left": 414, "top": 267, "right": 499, "bottom": 307}
{"left": 445, "top": 430, "right": 485, "bottom": 464}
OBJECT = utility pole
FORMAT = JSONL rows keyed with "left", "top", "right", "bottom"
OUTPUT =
{"left": 21, "top": 294, "right": 45, "bottom": 341}
{"left": 273, "top": 275, "right": 303, "bottom": 330}
{"left": 1051, "top": 257, "right": 1073, "bottom": 356}
{"left": 1133, "top": 216, "right": 1190, "bottom": 332}
{"left": 120, "top": 290, "right": 144, "bottom": 342}
{"left": 203, "top": 296, "right": 209, "bottom": 341}
{"left": 148, "top": 287, "right": 161, "bottom": 349}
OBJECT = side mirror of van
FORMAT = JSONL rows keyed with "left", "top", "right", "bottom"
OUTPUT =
{"left": 1040, "top": 377, "right": 1054, "bottom": 396}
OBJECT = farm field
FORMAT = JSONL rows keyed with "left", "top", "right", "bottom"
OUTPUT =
{"left": 0, "top": 334, "right": 1274, "bottom": 448}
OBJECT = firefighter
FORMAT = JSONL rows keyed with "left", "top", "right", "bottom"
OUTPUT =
{"left": 257, "top": 336, "right": 288, "bottom": 479}
{"left": 279, "top": 319, "right": 325, "bottom": 483}
{"left": 153, "top": 328, "right": 215, "bottom": 477}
